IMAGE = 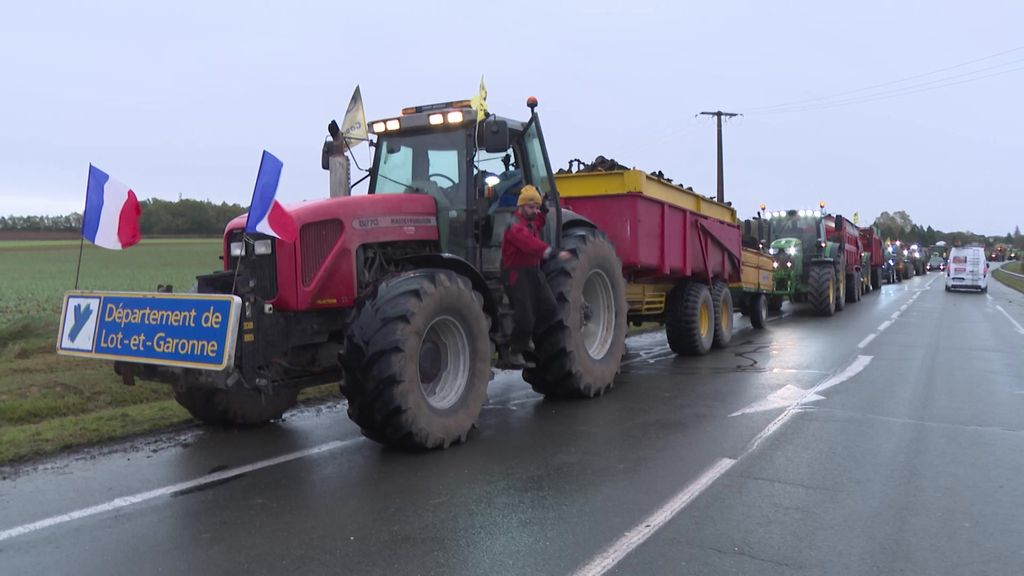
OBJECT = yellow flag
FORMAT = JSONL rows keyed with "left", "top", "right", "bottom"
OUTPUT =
{"left": 341, "top": 86, "right": 367, "bottom": 150}
{"left": 470, "top": 76, "right": 487, "bottom": 122}
{"left": 853, "top": 211, "right": 860, "bottom": 225}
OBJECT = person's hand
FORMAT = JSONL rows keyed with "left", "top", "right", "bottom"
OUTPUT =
{"left": 557, "top": 250, "right": 572, "bottom": 261}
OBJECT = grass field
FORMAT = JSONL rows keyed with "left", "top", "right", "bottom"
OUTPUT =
{"left": 0, "top": 238, "right": 339, "bottom": 464}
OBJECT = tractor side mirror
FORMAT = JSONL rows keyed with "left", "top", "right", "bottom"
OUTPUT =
{"left": 478, "top": 119, "right": 509, "bottom": 153}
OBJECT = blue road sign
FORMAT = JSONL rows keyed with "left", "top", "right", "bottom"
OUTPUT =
{"left": 58, "top": 291, "right": 242, "bottom": 370}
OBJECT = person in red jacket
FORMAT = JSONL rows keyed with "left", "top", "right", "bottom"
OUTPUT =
{"left": 502, "top": 184, "right": 570, "bottom": 368}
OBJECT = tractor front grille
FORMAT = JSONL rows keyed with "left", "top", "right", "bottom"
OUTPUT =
{"left": 300, "top": 219, "right": 343, "bottom": 286}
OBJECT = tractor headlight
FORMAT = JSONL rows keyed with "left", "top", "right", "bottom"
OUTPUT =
{"left": 786, "top": 246, "right": 798, "bottom": 256}
{"left": 253, "top": 239, "right": 273, "bottom": 256}
{"left": 786, "top": 261, "right": 792, "bottom": 268}
{"left": 768, "top": 247, "right": 777, "bottom": 255}
{"left": 229, "top": 241, "right": 244, "bottom": 257}
{"left": 773, "top": 261, "right": 779, "bottom": 269}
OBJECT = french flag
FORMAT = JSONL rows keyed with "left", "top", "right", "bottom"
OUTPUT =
{"left": 83, "top": 165, "right": 142, "bottom": 250}
{"left": 245, "top": 151, "right": 297, "bottom": 242}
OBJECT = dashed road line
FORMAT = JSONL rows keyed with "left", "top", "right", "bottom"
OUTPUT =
{"left": 857, "top": 333, "right": 877, "bottom": 348}
{"left": 579, "top": 354, "right": 873, "bottom": 576}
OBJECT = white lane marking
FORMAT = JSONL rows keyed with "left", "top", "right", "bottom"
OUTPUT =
{"left": 900, "top": 304, "right": 909, "bottom": 311}
{"left": 808, "top": 354, "right": 874, "bottom": 396}
{"left": 621, "top": 345, "right": 673, "bottom": 367}
{"left": 987, "top": 293, "right": 994, "bottom": 302}
{"left": 891, "top": 311, "right": 901, "bottom": 320}
{"left": 580, "top": 355, "right": 872, "bottom": 575}
{"left": 729, "top": 385, "right": 821, "bottom": 417}
{"left": 877, "top": 320, "right": 893, "bottom": 332}
{"left": 571, "top": 458, "right": 737, "bottom": 576}
{"left": 0, "top": 438, "right": 361, "bottom": 543}
{"left": 857, "top": 334, "right": 877, "bottom": 349}
{"left": 995, "top": 305, "right": 1024, "bottom": 335}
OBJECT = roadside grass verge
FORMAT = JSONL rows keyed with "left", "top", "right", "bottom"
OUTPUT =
{"left": 993, "top": 263, "right": 1024, "bottom": 293}
{"left": 0, "top": 238, "right": 341, "bottom": 465}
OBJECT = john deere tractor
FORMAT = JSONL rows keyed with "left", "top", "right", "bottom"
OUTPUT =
{"left": 763, "top": 208, "right": 860, "bottom": 316}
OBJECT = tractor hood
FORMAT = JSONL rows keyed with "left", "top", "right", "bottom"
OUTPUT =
{"left": 221, "top": 194, "right": 440, "bottom": 311}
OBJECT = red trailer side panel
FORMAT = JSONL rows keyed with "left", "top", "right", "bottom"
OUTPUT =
{"left": 562, "top": 193, "right": 742, "bottom": 283}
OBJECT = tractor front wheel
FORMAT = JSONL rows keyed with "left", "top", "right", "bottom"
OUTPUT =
{"left": 341, "top": 270, "right": 492, "bottom": 449}
{"left": 808, "top": 264, "right": 836, "bottom": 316}
{"left": 173, "top": 384, "right": 299, "bottom": 426}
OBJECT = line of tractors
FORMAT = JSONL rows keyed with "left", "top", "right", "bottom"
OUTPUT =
{"left": 103, "top": 95, "right": 930, "bottom": 450}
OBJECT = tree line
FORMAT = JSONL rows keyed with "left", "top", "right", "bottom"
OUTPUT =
{"left": 871, "top": 210, "right": 1023, "bottom": 249}
{"left": 0, "top": 199, "right": 247, "bottom": 236}
{"left": 1, "top": 201, "right": 1020, "bottom": 249}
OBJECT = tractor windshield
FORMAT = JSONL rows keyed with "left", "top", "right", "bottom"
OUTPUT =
{"left": 370, "top": 129, "right": 468, "bottom": 212}
{"left": 370, "top": 128, "right": 472, "bottom": 255}
{"left": 771, "top": 215, "right": 821, "bottom": 246}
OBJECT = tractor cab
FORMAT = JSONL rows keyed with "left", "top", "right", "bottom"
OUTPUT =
{"left": 363, "top": 99, "right": 561, "bottom": 279}
{"left": 765, "top": 208, "right": 827, "bottom": 269}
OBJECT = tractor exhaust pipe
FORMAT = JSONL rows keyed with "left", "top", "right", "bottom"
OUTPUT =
{"left": 323, "top": 121, "right": 351, "bottom": 198}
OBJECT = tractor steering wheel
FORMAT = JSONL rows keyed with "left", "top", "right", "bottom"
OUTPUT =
{"left": 428, "top": 173, "right": 457, "bottom": 187}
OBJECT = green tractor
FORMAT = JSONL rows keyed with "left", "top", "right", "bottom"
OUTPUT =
{"left": 763, "top": 208, "right": 861, "bottom": 316}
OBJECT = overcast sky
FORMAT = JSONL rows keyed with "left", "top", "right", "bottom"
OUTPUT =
{"left": 2, "top": 1, "right": 1021, "bottom": 235}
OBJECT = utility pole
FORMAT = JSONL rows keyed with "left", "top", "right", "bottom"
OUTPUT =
{"left": 699, "top": 111, "right": 739, "bottom": 204}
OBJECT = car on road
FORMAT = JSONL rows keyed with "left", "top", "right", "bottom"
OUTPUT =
{"left": 927, "top": 255, "right": 946, "bottom": 272}
{"left": 946, "top": 246, "right": 988, "bottom": 292}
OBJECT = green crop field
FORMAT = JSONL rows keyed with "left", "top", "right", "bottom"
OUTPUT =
{"left": 0, "top": 239, "right": 341, "bottom": 464}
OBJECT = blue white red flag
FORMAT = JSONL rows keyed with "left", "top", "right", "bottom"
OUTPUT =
{"left": 83, "top": 164, "right": 141, "bottom": 250}
{"left": 245, "top": 151, "right": 297, "bottom": 242}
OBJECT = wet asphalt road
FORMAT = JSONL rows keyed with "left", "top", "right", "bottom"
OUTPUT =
{"left": 3, "top": 270, "right": 1024, "bottom": 575}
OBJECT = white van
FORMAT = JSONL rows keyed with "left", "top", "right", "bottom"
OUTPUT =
{"left": 946, "top": 246, "right": 989, "bottom": 292}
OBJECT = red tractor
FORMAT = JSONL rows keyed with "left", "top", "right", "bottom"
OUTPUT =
{"left": 124, "top": 98, "right": 629, "bottom": 449}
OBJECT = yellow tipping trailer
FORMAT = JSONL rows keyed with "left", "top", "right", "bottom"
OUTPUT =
{"left": 556, "top": 169, "right": 772, "bottom": 353}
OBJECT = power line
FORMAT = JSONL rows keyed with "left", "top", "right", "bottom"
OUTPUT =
{"left": 746, "top": 45, "right": 1024, "bottom": 113}
{"left": 754, "top": 63, "right": 1024, "bottom": 115}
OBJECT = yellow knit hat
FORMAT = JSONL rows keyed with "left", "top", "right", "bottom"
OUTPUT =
{"left": 517, "top": 184, "right": 543, "bottom": 207}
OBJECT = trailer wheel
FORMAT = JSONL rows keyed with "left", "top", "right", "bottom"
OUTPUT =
{"left": 871, "top": 268, "right": 882, "bottom": 291}
{"left": 524, "top": 230, "right": 627, "bottom": 398}
{"left": 711, "top": 280, "right": 734, "bottom": 348}
{"left": 666, "top": 282, "right": 715, "bottom": 356}
{"left": 808, "top": 264, "right": 836, "bottom": 316}
{"left": 767, "top": 296, "right": 784, "bottom": 312}
{"left": 750, "top": 293, "right": 768, "bottom": 329}
{"left": 173, "top": 385, "right": 299, "bottom": 426}
{"left": 341, "top": 270, "right": 491, "bottom": 449}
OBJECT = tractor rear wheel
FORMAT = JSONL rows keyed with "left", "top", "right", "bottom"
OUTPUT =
{"left": 341, "top": 270, "right": 492, "bottom": 449}
{"left": 808, "top": 264, "right": 836, "bottom": 316}
{"left": 524, "top": 230, "right": 627, "bottom": 398}
{"left": 666, "top": 282, "right": 715, "bottom": 356}
{"left": 750, "top": 293, "right": 768, "bottom": 329}
{"left": 711, "top": 280, "right": 734, "bottom": 348}
{"left": 173, "top": 384, "right": 299, "bottom": 426}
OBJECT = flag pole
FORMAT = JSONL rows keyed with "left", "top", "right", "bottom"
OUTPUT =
{"left": 74, "top": 166, "right": 90, "bottom": 290}
{"left": 74, "top": 236, "right": 85, "bottom": 290}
